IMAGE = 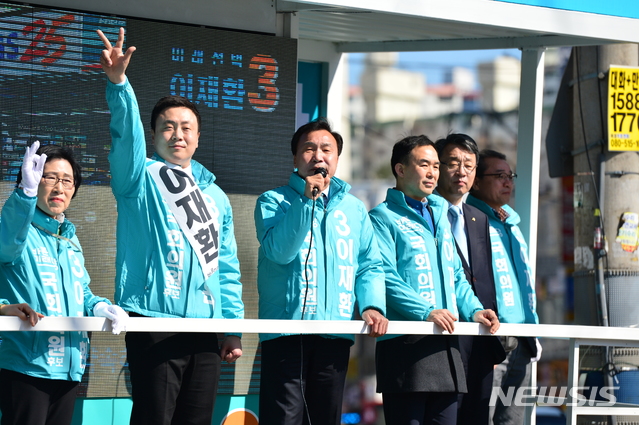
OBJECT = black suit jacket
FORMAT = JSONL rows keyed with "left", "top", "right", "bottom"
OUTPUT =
{"left": 456, "top": 203, "right": 506, "bottom": 365}
{"left": 458, "top": 203, "right": 498, "bottom": 312}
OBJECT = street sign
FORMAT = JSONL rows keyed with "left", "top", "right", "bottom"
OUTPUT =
{"left": 608, "top": 65, "right": 639, "bottom": 151}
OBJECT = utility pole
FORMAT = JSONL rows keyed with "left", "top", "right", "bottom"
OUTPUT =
{"left": 572, "top": 44, "right": 639, "bottom": 323}
{"left": 572, "top": 44, "right": 639, "bottom": 425}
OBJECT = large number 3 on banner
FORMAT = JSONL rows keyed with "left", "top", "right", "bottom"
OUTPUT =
{"left": 248, "top": 54, "right": 279, "bottom": 112}
{"left": 21, "top": 14, "right": 75, "bottom": 64}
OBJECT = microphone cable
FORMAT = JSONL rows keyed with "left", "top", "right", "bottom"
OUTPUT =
{"left": 299, "top": 193, "right": 317, "bottom": 425}
{"left": 299, "top": 167, "right": 326, "bottom": 425}
{"left": 302, "top": 168, "right": 326, "bottom": 319}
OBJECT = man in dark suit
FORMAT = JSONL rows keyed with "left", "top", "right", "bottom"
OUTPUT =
{"left": 435, "top": 134, "right": 506, "bottom": 425}
{"left": 467, "top": 149, "right": 540, "bottom": 425}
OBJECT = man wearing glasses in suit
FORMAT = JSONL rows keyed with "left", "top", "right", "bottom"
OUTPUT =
{"left": 466, "top": 149, "right": 540, "bottom": 425}
{"left": 434, "top": 136, "right": 506, "bottom": 425}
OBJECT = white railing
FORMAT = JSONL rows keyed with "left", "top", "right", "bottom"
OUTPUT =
{"left": 2, "top": 318, "right": 638, "bottom": 424}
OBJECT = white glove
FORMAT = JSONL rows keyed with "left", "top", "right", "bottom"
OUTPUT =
{"left": 531, "top": 337, "right": 543, "bottom": 362}
{"left": 93, "top": 302, "right": 129, "bottom": 335}
{"left": 19, "top": 141, "right": 47, "bottom": 197}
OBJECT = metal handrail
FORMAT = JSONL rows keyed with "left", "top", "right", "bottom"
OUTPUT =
{"left": 1, "top": 317, "right": 639, "bottom": 340}
{"left": 2, "top": 317, "right": 638, "bottom": 424}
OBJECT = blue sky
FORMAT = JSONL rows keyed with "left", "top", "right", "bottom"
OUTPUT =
{"left": 349, "top": 49, "right": 522, "bottom": 88}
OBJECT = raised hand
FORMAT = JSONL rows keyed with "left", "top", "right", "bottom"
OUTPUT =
{"left": 19, "top": 141, "right": 47, "bottom": 197}
{"left": 96, "top": 27, "right": 136, "bottom": 84}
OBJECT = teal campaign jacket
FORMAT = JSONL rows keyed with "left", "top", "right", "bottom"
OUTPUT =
{"left": 106, "top": 79, "right": 243, "bottom": 322}
{"left": 466, "top": 195, "right": 538, "bottom": 324}
{"left": 255, "top": 172, "right": 386, "bottom": 342}
{"left": 0, "top": 190, "right": 108, "bottom": 382}
{"left": 369, "top": 189, "right": 484, "bottom": 341}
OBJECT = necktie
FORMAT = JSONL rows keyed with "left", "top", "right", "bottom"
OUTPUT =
{"left": 449, "top": 205, "right": 469, "bottom": 263}
{"left": 421, "top": 202, "right": 434, "bottom": 234}
{"left": 495, "top": 207, "right": 509, "bottom": 222}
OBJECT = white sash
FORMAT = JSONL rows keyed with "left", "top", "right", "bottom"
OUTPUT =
{"left": 147, "top": 160, "right": 219, "bottom": 279}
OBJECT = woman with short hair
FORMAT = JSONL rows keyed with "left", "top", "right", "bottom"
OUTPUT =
{"left": 0, "top": 141, "right": 127, "bottom": 425}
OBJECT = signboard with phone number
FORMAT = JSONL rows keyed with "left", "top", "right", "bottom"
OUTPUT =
{"left": 608, "top": 65, "right": 639, "bottom": 151}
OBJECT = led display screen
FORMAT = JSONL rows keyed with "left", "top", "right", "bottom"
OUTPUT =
{"left": 0, "top": 1, "right": 297, "bottom": 397}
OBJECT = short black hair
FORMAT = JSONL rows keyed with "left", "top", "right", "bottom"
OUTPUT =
{"left": 390, "top": 135, "right": 435, "bottom": 178}
{"left": 150, "top": 95, "right": 202, "bottom": 132}
{"left": 434, "top": 133, "right": 479, "bottom": 162}
{"left": 476, "top": 149, "right": 507, "bottom": 178}
{"left": 16, "top": 143, "right": 82, "bottom": 198}
{"left": 290, "top": 118, "right": 343, "bottom": 156}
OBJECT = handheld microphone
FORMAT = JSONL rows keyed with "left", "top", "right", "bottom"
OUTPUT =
{"left": 311, "top": 167, "right": 328, "bottom": 197}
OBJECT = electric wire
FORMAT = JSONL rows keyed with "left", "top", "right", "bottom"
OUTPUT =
{"left": 574, "top": 47, "right": 609, "bottom": 307}
{"left": 593, "top": 48, "right": 611, "bottom": 274}
{"left": 574, "top": 48, "right": 604, "bottom": 224}
{"left": 575, "top": 47, "right": 619, "bottom": 397}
